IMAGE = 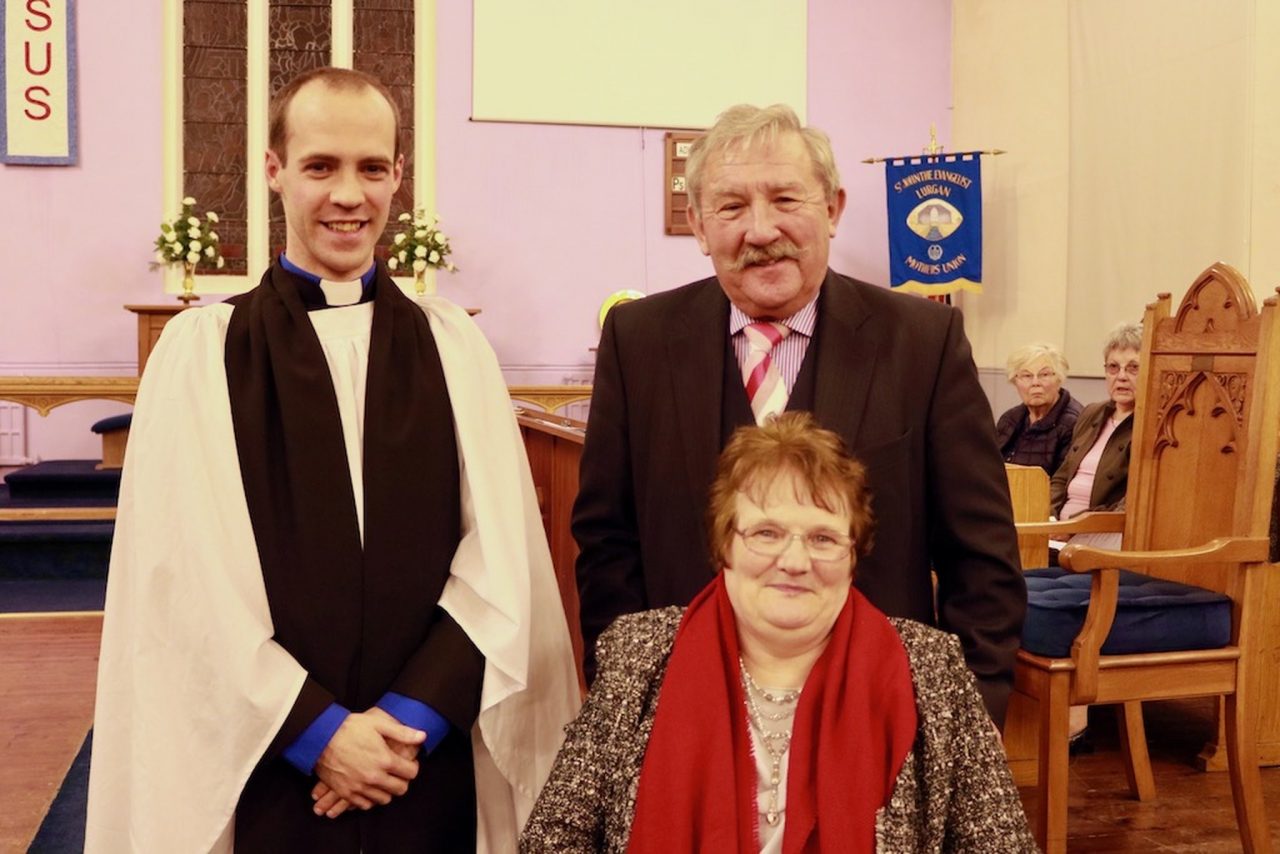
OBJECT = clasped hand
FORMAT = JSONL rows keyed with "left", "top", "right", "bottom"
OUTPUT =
{"left": 311, "top": 707, "right": 425, "bottom": 819}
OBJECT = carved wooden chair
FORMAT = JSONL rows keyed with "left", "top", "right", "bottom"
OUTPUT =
{"left": 1010, "top": 263, "right": 1279, "bottom": 853}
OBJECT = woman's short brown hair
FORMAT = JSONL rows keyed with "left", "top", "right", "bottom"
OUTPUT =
{"left": 706, "top": 412, "right": 875, "bottom": 570}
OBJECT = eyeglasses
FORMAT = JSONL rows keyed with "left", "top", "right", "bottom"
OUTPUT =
{"left": 1104, "top": 361, "right": 1140, "bottom": 377}
{"left": 1014, "top": 369, "right": 1057, "bottom": 384}
{"left": 735, "top": 524, "right": 853, "bottom": 561}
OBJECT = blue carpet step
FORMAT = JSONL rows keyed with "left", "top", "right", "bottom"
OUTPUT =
{"left": 5, "top": 460, "right": 121, "bottom": 501}
{"left": 0, "top": 578, "right": 106, "bottom": 612}
{"left": 0, "top": 484, "right": 116, "bottom": 508}
{"left": 0, "top": 521, "right": 113, "bottom": 580}
{"left": 0, "top": 471, "right": 117, "bottom": 585}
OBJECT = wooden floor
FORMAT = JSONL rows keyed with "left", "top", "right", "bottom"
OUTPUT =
{"left": 0, "top": 613, "right": 101, "bottom": 853}
{"left": 1, "top": 615, "right": 1279, "bottom": 852}
{"left": 1026, "top": 700, "right": 1280, "bottom": 851}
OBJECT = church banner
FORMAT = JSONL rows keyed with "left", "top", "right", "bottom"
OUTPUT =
{"left": 2, "top": 0, "right": 78, "bottom": 165}
{"left": 885, "top": 152, "right": 981, "bottom": 296}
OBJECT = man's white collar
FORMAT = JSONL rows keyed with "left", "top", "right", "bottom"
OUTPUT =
{"left": 319, "top": 279, "right": 362, "bottom": 306}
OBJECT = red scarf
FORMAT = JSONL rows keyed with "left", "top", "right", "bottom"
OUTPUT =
{"left": 628, "top": 576, "right": 917, "bottom": 853}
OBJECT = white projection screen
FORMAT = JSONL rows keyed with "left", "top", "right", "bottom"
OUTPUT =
{"left": 472, "top": 0, "right": 807, "bottom": 128}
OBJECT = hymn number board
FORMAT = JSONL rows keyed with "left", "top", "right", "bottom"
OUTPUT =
{"left": 664, "top": 131, "right": 702, "bottom": 236}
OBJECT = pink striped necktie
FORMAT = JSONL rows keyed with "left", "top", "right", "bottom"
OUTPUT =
{"left": 742, "top": 322, "right": 791, "bottom": 425}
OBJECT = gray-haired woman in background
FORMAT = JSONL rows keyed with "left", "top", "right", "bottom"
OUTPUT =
{"left": 995, "top": 342, "right": 1082, "bottom": 475}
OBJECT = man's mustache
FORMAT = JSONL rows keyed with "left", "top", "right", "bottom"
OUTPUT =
{"left": 729, "top": 240, "right": 806, "bottom": 272}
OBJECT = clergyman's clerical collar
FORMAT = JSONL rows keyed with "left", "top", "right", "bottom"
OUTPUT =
{"left": 278, "top": 253, "right": 377, "bottom": 311}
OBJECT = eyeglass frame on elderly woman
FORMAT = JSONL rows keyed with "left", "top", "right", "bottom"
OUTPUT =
{"left": 734, "top": 523, "right": 854, "bottom": 561}
{"left": 1013, "top": 369, "right": 1058, "bottom": 384}
{"left": 1104, "top": 360, "right": 1140, "bottom": 377}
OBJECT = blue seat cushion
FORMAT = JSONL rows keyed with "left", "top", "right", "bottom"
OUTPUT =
{"left": 1022, "top": 567, "right": 1232, "bottom": 658}
{"left": 91, "top": 413, "right": 132, "bottom": 435}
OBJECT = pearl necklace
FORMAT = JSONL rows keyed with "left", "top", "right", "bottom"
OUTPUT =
{"left": 740, "top": 659, "right": 800, "bottom": 827}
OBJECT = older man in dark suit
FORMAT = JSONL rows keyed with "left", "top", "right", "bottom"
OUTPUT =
{"left": 571, "top": 104, "right": 1025, "bottom": 724}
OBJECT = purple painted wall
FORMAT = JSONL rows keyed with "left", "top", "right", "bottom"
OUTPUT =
{"left": 0, "top": 1, "right": 951, "bottom": 460}
{"left": 438, "top": 0, "right": 954, "bottom": 382}
{"left": 0, "top": 0, "right": 160, "bottom": 459}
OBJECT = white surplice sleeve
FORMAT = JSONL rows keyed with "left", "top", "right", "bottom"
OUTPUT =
{"left": 86, "top": 305, "right": 307, "bottom": 854}
{"left": 420, "top": 296, "right": 582, "bottom": 849}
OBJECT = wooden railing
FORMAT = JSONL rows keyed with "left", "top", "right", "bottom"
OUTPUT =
{"left": 0, "top": 378, "right": 594, "bottom": 528}
{"left": 0, "top": 377, "right": 592, "bottom": 418}
{"left": 0, "top": 377, "right": 141, "bottom": 416}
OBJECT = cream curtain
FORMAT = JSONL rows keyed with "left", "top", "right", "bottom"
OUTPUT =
{"left": 953, "top": 0, "right": 1275, "bottom": 374}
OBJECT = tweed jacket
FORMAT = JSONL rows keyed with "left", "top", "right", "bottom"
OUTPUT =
{"left": 995, "top": 388, "right": 1084, "bottom": 474}
{"left": 1049, "top": 400, "right": 1133, "bottom": 518}
{"left": 520, "top": 608, "right": 1037, "bottom": 854}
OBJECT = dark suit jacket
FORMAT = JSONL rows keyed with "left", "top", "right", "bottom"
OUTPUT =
{"left": 572, "top": 271, "right": 1026, "bottom": 723}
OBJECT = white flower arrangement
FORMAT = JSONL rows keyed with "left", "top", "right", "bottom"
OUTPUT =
{"left": 153, "top": 196, "right": 225, "bottom": 271}
{"left": 386, "top": 209, "right": 457, "bottom": 275}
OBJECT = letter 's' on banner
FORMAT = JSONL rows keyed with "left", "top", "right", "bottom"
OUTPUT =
{"left": 2, "top": 0, "right": 78, "bottom": 165}
{"left": 885, "top": 153, "right": 982, "bottom": 296}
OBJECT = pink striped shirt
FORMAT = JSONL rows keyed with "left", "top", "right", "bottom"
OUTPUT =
{"left": 729, "top": 295, "right": 819, "bottom": 394}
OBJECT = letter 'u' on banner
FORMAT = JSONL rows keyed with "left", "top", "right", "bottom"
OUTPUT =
{"left": 2, "top": 0, "right": 78, "bottom": 165}
{"left": 885, "top": 152, "right": 982, "bottom": 297}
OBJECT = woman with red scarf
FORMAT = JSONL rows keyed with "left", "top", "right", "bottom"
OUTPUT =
{"left": 521, "top": 413, "right": 1033, "bottom": 853}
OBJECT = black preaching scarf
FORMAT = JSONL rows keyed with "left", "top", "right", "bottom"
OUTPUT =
{"left": 224, "top": 261, "right": 462, "bottom": 727}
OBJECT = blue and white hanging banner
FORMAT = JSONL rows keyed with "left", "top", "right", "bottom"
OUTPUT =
{"left": 2, "top": 0, "right": 78, "bottom": 165}
{"left": 885, "top": 152, "right": 981, "bottom": 295}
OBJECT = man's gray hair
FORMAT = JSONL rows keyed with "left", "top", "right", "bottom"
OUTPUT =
{"left": 685, "top": 104, "right": 841, "bottom": 214}
{"left": 1103, "top": 322, "right": 1143, "bottom": 360}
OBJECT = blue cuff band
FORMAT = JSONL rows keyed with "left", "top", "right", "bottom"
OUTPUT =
{"left": 282, "top": 703, "right": 350, "bottom": 775}
{"left": 376, "top": 692, "right": 451, "bottom": 755}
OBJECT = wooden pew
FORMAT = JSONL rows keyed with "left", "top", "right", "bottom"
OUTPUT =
{"left": 516, "top": 408, "right": 588, "bottom": 690}
{"left": 1006, "top": 463, "right": 1051, "bottom": 569}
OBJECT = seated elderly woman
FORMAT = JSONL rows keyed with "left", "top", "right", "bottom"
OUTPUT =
{"left": 1046, "top": 321, "right": 1142, "bottom": 751}
{"left": 1050, "top": 322, "right": 1143, "bottom": 524}
{"left": 521, "top": 412, "right": 1033, "bottom": 853}
{"left": 995, "top": 342, "right": 1082, "bottom": 474}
